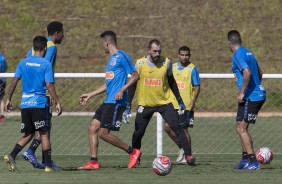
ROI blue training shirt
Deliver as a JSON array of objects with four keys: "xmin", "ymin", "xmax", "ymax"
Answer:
[
  {"xmin": 232, "ymin": 46, "xmax": 266, "ymax": 101},
  {"xmin": 104, "ymin": 50, "xmax": 136, "ymax": 106},
  {"xmin": 0, "ymin": 53, "xmax": 6, "ymax": 81},
  {"xmin": 14, "ymin": 56, "xmax": 54, "ymax": 109}
]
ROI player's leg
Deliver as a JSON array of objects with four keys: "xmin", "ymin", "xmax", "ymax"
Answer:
[
  {"xmin": 0, "ymin": 80, "xmax": 6, "ymax": 122},
  {"xmin": 159, "ymin": 104, "xmax": 195, "ymax": 165},
  {"xmin": 77, "ymin": 105, "xmax": 103, "ymax": 170},
  {"xmin": 97, "ymin": 104, "xmax": 141, "ymax": 169},
  {"xmin": 132, "ymin": 106, "xmax": 154, "ymax": 149},
  {"xmin": 4, "ymin": 109, "xmax": 35, "ymax": 171},
  {"xmin": 235, "ymin": 100, "xmax": 265, "ymax": 170}
]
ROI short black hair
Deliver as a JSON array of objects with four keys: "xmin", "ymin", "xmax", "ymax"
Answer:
[
  {"xmin": 33, "ymin": 36, "xmax": 47, "ymax": 51},
  {"xmin": 227, "ymin": 30, "xmax": 242, "ymax": 44},
  {"xmin": 100, "ymin": 30, "xmax": 117, "ymax": 44},
  {"xmin": 148, "ymin": 39, "xmax": 160, "ymax": 49},
  {"xmin": 47, "ymin": 21, "xmax": 63, "ymax": 36},
  {"xmin": 178, "ymin": 46, "xmax": 191, "ymax": 55}
]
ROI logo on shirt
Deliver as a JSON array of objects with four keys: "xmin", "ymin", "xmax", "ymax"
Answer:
[
  {"xmin": 111, "ymin": 58, "xmax": 117, "ymax": 66},
  {"xmin": 176, "ymin": 81, "xmax": 185, "ymax": 89},
  {"xmin": 26, "ymin": 62, "xmax": 41, "ymax": 67},
  {"xmin": 22, "ymin": 93, "xmax": 35, "ymax": 98},
  {"xmin": 144, "ymin": 78, "xmax": 162, "ymax": 86},
  {"xmin": 106, "ymin": 71, "xmax": 114, "ymax": 79}
]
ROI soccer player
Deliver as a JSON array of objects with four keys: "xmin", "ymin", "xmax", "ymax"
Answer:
[
  {"xmin": 3, "ymin": 36, "xmax": 62, "ymax": 172},
  {"xmin": 21, "ymin": 21, "xmax": 64, "ymax": 169},
  {"xmin": 77, "ymin": 31, "xmax": 141, "ymax": 170},
  {"xmin": 227, "ymin": 30, "xmax": 266, "ymax": 170},
  {"xmin": 164, "ymin": 46, "xmax": 200, "ymax": 164},
  {"xmin": 0, "ymin": 46, "xmax": 7, "ymax": 122},
  {"xmin": 125, "ymin": 39, "xmax": 196, "ymax": 165}
]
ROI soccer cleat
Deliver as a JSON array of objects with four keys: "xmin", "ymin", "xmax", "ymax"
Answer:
[
  {"xmin": 128, "ymin": 148, "xmax": 142, "ymax": 169},
  {"xmin": 241, "ymin": 161, "xmax": 261, "ymax": 170},
  {"xmin": 233, "ymin": 159, "xmax": 249, "ymax": 170},
  {"xmin": 41, "ymin": 161, "xmax": 59, "ymax": 170},
  {"xmin": 186, "ymin": 155, "xmax": 196, "ymax": 165},
  {"xmin": 176, "ymin": 148, "xmax": 185, "ymax": 163},
  {"xmin": 3, "ymin": 154, "xmax": 17, "ymax": 172},
  {"xmin": 21, "ymin": 151, "xmax": 44, "ymax": 169},
  {"xmin": 45, "ymin": 166, "xmax": 52, "ymax": 172},
  {"xmin": 77, "ymin": 160, "xmax": 100, "ymax": 170}
]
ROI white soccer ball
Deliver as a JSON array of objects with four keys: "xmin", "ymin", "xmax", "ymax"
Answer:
[
  {"xmin": 152, "ymin": 156, "xmax": 172, "ymax": 176},
  {"xmin": 256, "ymin": 147, "xmax": 273, "ymax": 164}
]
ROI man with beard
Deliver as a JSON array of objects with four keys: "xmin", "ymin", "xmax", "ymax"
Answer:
[
  {"xmin": 124, "ymin": 39, "xmax": 195, "ymax": 165},
  {"xmin": 21, "ymin": 21, "xmax": 64, "ymax": 170}
]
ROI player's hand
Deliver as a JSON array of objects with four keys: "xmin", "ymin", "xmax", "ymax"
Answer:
[
  {"xmin": 178, "ymin": 103, "xmax": 186, "ymax": 115},
  {"xmin": 115, "ymin": 90, "xmax": 124, "ymax": 101},
  {"xmin": 5, "ymin": 100, "xmax": 12, "ymax": 113},
  {"xmin": 56, "ymin": 103, "xmax": 62, "ymax": 116},
  {"xmin": 237, "ymin": 92, "xmax": 244, "ymax": 103},
  {"xmin": 79, "ymin": 93, "xmax": 91, "ymax": 105},
  {"xmin": 122, "ymin": 104, "xmax": 132, "ymax": 124},
  {"xmin": 176, "ymin": 97, "xmax": 186, "ymax": 115}
]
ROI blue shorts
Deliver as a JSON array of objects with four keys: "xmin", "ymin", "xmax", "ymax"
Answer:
[{"xmin": 93, "ymin": 103, "xmax": 125, "ymax": 131}]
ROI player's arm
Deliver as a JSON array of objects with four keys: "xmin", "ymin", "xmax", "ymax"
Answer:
[
  {"xmin": 79, "ymin": 84, "xmax": 107, "ymax": 105},
  {"xmin": 46, "ymin": 82, "xmax": 62, "ymax": 116},
  {"xmin": 238, "ymin": 67, "xmax": 251, "ymax": 103},
  {"xmin": 115, "ymin": 71, "xmax": 139, "ymax": 100},
  {"xmin": 258, "ymin": 66, "xmax": 263, "ymax": 82},
  {"xmin": 44, "ymin": 46, "xmax": 57, "ymax": 66},
  {"xmin": 5, "ymin": 77, "xmax": 20, "ymax": 112},
  {"xmin": 190, "ymin": 67, "xmax": 201, "ymax": 110}
]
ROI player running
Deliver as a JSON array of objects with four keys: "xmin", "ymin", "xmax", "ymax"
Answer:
[{"xmin": 77, "ymin": 31, "xmax": 141, "ymax": 170}]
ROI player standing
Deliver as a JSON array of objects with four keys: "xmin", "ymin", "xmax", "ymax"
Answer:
[
  {"xmin": 77, "ymin": 31, "xmax": 141, "ymax": 170},
  {"xmin": 21, "ymin": 21, "xmax": 64, "ymax": 169},
  {"xmin": 0, "ymin": 46, "xmax": 7, "ymax": 122},
  {"xmin": 227, "ymin": 30, "xmax": 266, "ymax": 170},
  {"xmin": 164, "ymin": 46, "xmax": 200, "ymax": 164},
  {"xmin": 125, "ymin": 39, "xmax": 195, "ymax": 165},
  {"xmin": 3, "ymin": 36, "xmax": 62, "ymax": 172}
]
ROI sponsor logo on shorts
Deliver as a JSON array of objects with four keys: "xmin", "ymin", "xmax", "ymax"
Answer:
[
  {"xmin": 21, "ymin": 123, "xmax": 25, "ymax": 130},
  {"xmin": 106, "ymin": 71, "xmax": 114, "ymax": 79},
  {"xmin": 144, "ymin": 78, "xmax": 162, "ymax": 86},
  {"xmin": 248, "ymin": 113, "xmax": 257, "ymax": 121},
  {"xmin": 34, "ymin": 120, "xmax": 46, "ymax": 129},
  {"xmin": 115, "ymin": 120, "xmax": 121, "ymax": 128}
]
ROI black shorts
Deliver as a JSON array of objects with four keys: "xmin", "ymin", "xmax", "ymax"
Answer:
[
  {"xmin": 21, "ymin": 107, "xmax": 50, "ymax": 134},
  {"xmin": 178, "ymin": 110, "xmax": 194, "ymax": 128},
  {"xmin": 135, "ymin": 103, "xmax": 178, "ymax": 128},
  {"xmin": 93, "ymin": 103, "xmax": 125, "ymax": 131},
  {"xmin": 0, "ymin": 80, "xmax": 6, "ymax": 100},
  {"xmin": 236, "ymin": 100, "xmax": 265, "ymax": 124},
  {"xmin": 46, "ymin": 96, "xmax": 52, "ymax": 122}
]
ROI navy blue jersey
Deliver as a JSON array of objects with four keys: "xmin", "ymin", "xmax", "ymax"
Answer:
[{"xmin": 232, "ymin": 46, "xmax": 266, "ymax": 101}]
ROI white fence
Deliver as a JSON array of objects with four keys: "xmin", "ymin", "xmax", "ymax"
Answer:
[{"xmin": 0, "ymin": 73, "xmax": 281, "ymax": 156}]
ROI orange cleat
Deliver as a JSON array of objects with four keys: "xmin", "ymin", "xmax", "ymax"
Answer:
[
  {"xmin": 77, "ymin": 160, "xmax": 100, "ymax": 170},
  {"xmin": 128, "ymin": 149, "xmax": 141, "ymax": 169}
]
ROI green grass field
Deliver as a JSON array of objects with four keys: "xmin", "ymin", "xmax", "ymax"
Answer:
[{"xmin": 1, "ymin": 116, "xmax": 282, "ymax": 184}]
